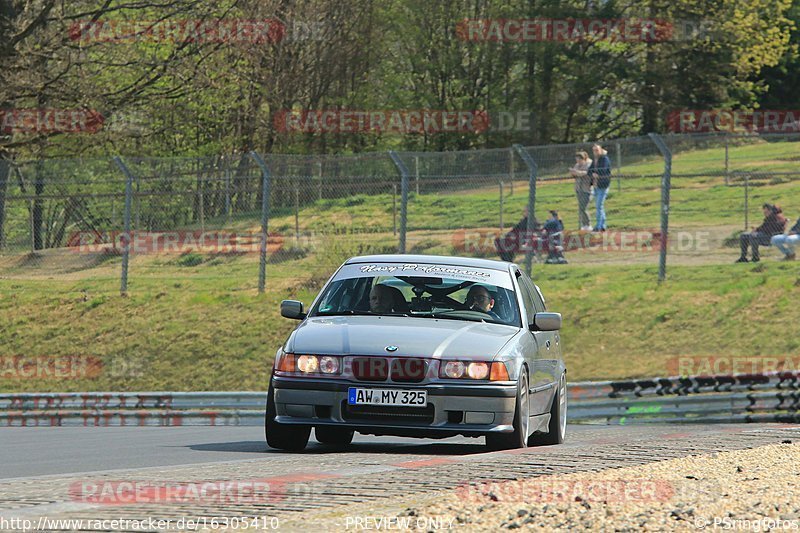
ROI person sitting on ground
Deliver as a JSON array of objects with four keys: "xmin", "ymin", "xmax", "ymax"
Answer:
[
  {"xmin": 494, "ymin": 206, "xmax": 540, "ymax": 262},
  {"xmin": 464, "ymin": 285, "xmax": 501, "ymax": 321},
  {"xmin": 543, "ymin": 210, "xmax": 568, "ymax": 264},
  {"xmin": 736, "ymin": 203, "xmax": 787, "ymax": 263},
  {"xmin": 771, "ymin": 215, "xmax": 800, "ymax": 261}
]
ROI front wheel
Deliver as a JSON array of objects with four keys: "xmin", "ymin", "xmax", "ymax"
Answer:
[
  {"xmin": 265, "ymin": 379, "xmax": 310, "ymax": 451},
  {"xmin": 529, "ymin": 372, "xmax": 566, "ymax": 446},
  {"xmin": 486, "ymin": 371, "xmax": 529, "ymax": 450}
]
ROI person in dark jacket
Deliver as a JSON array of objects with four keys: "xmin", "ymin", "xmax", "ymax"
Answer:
[
  {"xmin": 587, "ymin": 143, "xmax": 612, "ymax": 231},
  {"xmin": 771, "ymin": 216, "xmax": 800, "ymax": 261},
  {"xmin": 737, "ymin": 203, "xmax": 787, "ymax": 263},
  {"xmin": 494, "ymin": 206, "xmax": 540, "ymax": 262},
  {"xmin": 543, "ymin": 210, "xmax": 568, "ymax": 264}
]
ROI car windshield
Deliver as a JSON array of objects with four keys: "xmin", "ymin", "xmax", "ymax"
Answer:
[{"xmin": 310, "ymin": 264, "xmax": 521, "ymax": 327}]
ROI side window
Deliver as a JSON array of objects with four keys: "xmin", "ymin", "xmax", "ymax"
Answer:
[
  {"xmin": 516, "ymin": 274, "xmax": 536, "ymax": 324},
  {"xmin": 531, "ymin": 284, "xmax": 547, "ymax": 313}
]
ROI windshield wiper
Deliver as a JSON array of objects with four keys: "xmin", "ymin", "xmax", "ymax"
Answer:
[{"xmin": 315, "ymin": 310, "xmax": 376, "ymax": 317}]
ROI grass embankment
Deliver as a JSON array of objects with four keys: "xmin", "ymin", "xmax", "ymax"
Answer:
[{"xmin": 1, "ymin": 259, "xmax": 798, "ymax": 392}]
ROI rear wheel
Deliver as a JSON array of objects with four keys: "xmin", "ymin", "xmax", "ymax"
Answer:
[
  {"xmin": 315, "ymin": 426, "xmax": 355, "ymax": 446},
  {"xmin": 265, "ymin": 379, "xmax": 310, "ymax": 451},
  {"xmin": 486, "ymin": 371, "xmax": 529, "ymax": 450},
  {"xmin": 529, "ymin": 372, "xmax": 566, "ymax": 446}
]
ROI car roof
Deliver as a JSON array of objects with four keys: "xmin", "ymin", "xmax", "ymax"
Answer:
[{"xmin": 344, "ymin": 254, "xmax": 518, "ymax": 272}]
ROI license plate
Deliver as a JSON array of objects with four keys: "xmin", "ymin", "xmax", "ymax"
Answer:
[{"xmin": 347, "ymin": 387, "xmax": 427, "ymax": 407}]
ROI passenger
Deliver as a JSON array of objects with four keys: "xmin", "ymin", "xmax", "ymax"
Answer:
[{"xmin": 736, "ymin": 203, "xmax": 787, "ymax": 263}]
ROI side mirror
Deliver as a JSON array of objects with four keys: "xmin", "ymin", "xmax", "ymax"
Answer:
[
  {"xmin": 530, "ymin": 312, "xmax": 561, "ymax": 332},
  {"xmin": 281, "ymin": 300, "xmax": 306, "ymax": 320}
]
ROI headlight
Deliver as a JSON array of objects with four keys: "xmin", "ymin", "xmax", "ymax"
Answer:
[
  {"xmin": 319, "ymin": 356, "xmax": 340, "ymax": 374},
  {"xmin": 440, "ymin": 360, "xmax": 506, "ymax": 380},
  {"xmin": 467, "ymin": 362, "xmax": 490, "ymax": 380},
  {"xmin": 296, "ymin": 355, "xmax": 319, "ymax": 373},
  {"xmin": 276, "ymin": 354, "xmax": 341, "ymax": 375},
  {"xmin": 443, "ymin": 361, "xmax": 465, "ymax": 379}
]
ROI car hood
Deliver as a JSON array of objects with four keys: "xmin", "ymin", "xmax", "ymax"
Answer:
[{"xmin": 285, "ymin": 316, "xmax": 520, "ymax": 360}]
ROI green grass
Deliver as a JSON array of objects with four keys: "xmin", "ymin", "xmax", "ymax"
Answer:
[
  {"xmin": 1, "ymin": 257, "xmax": 798, "ymax": 392},
  {"xmin": 2, "ymin": 138, "xmax": 800, "ymax": 391}
]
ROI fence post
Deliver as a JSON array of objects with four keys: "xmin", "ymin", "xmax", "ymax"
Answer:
[
  {"xmin": 724, "ymin": 134, "xmax": 730, "ymax": 186},
  {"xmin": 615, "ymin": 141, "xmax": 622, "ymax": 192},
  {"xmin": 388, "ymin": 151, "xmax": 410, "ymax": 254},
  {"xmin": 509, "ymin": 150, "xmax": 514, "ymax": 196},
  {"xmin": 414, "ymin": 156, "xmax": 420, "ymax": 196},
  {"xmin": 294, "ymin": 185, "xmax": 300, "ymax": 246},
  {"xmin": 499, "ymin": 181, "xmax": 504, "ymax": 232},
  {"xmin": 392, "ymin": 184, "xmax": 397, "ymax": 236},
  {"xmin": 249, "ymin": 151, "xmax": 271, "ymax": 294},
  {"xmin": 648, "ymin": 133, "xmax": 672, "ymax": 283},
  {"xmin": 512, "ymin": 144, "xmax": 537, "ymax": 277},
  {"xmin": 744, "ymin": 172, "xmax": 750, "ymax": 231},
  {"xmin": 0, "ymin": 159, "xmax": 9, "ymax": 250},
  {"xmin": 113, "ymin": 156, "xmax": 135, "ymax": 295},
  {"xmin": 225, "ymin": 157, "xmax": 232, "ymax": 219}
]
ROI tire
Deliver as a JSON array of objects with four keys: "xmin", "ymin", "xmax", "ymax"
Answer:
[
  {"xmin": 486, "ymin": 370, "xmax": 530, "ymax": 450},
  {"xmin": 529, "ymin": 372, "xmax": 567, "ymax": 446},
  {"xmin": 265, "ymin": 379, "xmax": 310, "ymax": 451},
  {"xmin": 315, "ymin": 425, "xmax": 355, "ymax": 446}
]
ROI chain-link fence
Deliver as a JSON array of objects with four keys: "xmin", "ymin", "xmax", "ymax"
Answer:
[{"xmin": 1, "ymin": 132, "xmax": 799, "ymax": 294}]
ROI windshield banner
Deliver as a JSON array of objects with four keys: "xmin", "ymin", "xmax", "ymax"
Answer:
[{"xmin": 333, "ymin": 262, "xmax": 514, "ymax": 289}]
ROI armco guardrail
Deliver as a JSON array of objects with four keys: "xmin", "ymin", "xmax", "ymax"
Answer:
[{"xmin": 2, "ymin": 373, "xmax": 800, "ymax": 427}]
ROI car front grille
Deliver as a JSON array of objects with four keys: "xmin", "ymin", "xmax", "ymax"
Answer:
[
  {"xmin": 341, "ymin": 402, "xmax": 435, "ymax": 424},
  {"xmin": 350, "ymin": 356, "xmax": 428, "ymax": 383},
  {"xmin": 351, "ymin": 357, "xmax": 388, "ymax": 381}
]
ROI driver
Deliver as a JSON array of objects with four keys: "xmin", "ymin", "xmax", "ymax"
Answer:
[
  {"xmin": 465, "ymin": 285, "xmax": 500, "ymax": 320},
  {"xmin": 369, "ymin": 284, "xmax": 395, "ymax": 313}
]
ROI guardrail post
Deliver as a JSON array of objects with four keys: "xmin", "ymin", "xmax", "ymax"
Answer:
[
  {"xmin": 113, "ymin": 156, "xmax": 135, "ymax": 295},
  {"xmin": 388, "ymin": 151, "xmax": 410, "ymax": 254},
  {"xmin": 249, "ymin": 151, "xmax": 271, "ymax": 294},
  {"xmin": 648, "ymin": 133, "xmax": 672, "ymax": 283},
  {"xmin": 512, "ymin": 144, "xmax": 537, "ymax": 277}
]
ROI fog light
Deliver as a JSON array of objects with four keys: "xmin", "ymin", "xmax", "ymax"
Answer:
[
  {"xmin": 443, "ymin": 361, "xmax": 465, "ymax": 379},
  {"xmin": 467, "ymin": 362, "xmax": 490, "ymax": 380},
  {"xmin": 319, "ymin": 356, "xmax": 340, "ymax": 374},
  {"xmin": 297, "ymin": 355, "xmax": 319, "ymax": 373}
]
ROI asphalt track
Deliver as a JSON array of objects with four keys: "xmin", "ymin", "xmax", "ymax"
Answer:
[{"xmin": 1, "ymin": 424, "xmax": 798, "ymax": 530}]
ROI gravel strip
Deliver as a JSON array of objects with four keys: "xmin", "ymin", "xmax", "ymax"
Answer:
[{"xmin": 291, "ymin": 440, "xmax": 800, "ymax": 531}]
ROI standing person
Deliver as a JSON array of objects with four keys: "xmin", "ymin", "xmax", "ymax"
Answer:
[
  {"xmin": 587, "ymin": 143, "xmax": 612, "ymax": 231},
  {"xmin": 771, "ymin": 215, "xmax": 800, "ymax": 260},
  {"xmin": 570, "ymin": 151, "xmax": 592, "ymax": 230},
  {"xmin": 737, "ymin": 203, "xmax": 787, "ymax": 263}
]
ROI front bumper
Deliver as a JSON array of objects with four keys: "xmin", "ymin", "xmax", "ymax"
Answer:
[{"xmin": 272, "ymin": 376, "xmax": 517, "ymax": 436}]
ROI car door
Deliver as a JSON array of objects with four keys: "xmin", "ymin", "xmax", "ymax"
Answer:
[{"xmin": 518, "ymin": 273, "xmax": 559, "ymax": 415}]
